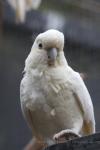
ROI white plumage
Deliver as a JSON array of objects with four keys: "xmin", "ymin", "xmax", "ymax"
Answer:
[{"xmin": 20, "ymin": 29, "xmax": 95, "ymax": 147}]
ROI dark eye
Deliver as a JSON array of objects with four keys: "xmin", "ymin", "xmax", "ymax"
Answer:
[{"xmin": 38, "ymin": 43, "xmax": 43, "ymax": 49}]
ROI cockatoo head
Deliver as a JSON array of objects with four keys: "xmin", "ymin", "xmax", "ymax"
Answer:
[{"xmin": 25, "ymin": 29, "xmax": 66, "ymax": 71}]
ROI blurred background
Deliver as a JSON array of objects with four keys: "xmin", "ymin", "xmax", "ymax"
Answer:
[{"xmin": 0, "ymin": 0, "xmax": 100, "ymax": 149}]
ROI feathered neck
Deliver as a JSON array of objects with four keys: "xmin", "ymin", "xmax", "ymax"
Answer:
[{"xmin": 24, "ymin": 50, "xmax": 68, "ymax": 73}]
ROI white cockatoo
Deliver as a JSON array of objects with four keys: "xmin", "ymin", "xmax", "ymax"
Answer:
[
  {"xmin": 20, "ymin": 29, "xmax": 95, "ymax": 149},
  {"xmin": 7, "ymin": 0, "xmax": 41, "ymax": 23}
]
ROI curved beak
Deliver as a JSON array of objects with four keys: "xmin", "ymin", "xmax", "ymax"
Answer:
[{"xmin": 47, "ymin": 48, "xmax": 57, "ymax": 65}]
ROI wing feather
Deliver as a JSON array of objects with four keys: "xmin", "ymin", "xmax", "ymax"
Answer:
[
  {"xmin": 70, "ymin": 70, "xmax": 95, "ymax": 133},
  {"xmin": 20, "ymin": 76, "xmax": 37, "ymax": 135}
]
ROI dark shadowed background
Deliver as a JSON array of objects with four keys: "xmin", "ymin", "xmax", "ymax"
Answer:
[{"xmin": 0, "ymin": 0, "xmax": 100, "ymax": 149}]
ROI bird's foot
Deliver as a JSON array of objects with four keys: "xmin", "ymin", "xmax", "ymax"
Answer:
[{"xmin": 53, "ymin": 129, "xmax": 80, "ymax": 141}]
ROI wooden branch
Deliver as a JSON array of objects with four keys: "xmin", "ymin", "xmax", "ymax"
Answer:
[
  {"xmin": 24, "ymin": 133, "xmax": 100, "ymax": 150},
  {"xmin": 44, "ymin": 133, "xmax": 100, "ymax": 150}
]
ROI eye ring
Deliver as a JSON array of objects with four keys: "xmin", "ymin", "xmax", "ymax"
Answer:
[{"xmin": 38, "ymin": 43, "xmax": 43, "ymax": 49}]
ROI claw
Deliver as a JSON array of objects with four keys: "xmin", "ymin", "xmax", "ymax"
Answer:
[{"xmin": 53, "ymin": 129, "xmax": 80, "ymax": 141}]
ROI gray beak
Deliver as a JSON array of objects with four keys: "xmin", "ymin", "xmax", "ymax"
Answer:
[{"xmin": 47, "ymin": 48, "xmax": 57, "ymax": 65}]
